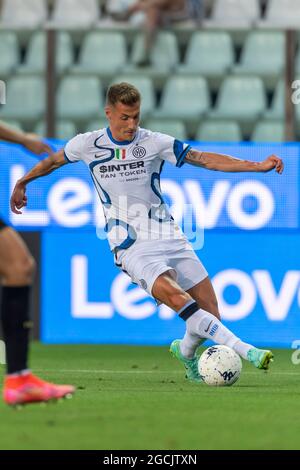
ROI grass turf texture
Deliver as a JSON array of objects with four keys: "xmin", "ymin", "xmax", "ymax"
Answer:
[{"xmin": 0, "ymin": 344, "xmax": 299, "ymax": 450}]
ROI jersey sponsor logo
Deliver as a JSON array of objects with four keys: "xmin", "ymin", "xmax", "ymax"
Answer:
[
  {"xmin": 132, "ymin": 146, "xmax": 146, "ymax": 159},
  {"xmin": 98, "ymin": 161, "xmax": 145, "ymax": 173},
  {"xmin": 115, "ymin": 148, "xmax": 126, "ymax": 160}
]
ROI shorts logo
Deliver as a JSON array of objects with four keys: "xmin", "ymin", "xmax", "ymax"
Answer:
[
  {"xmin": 132, "ymin": 146, "xmax": 146, "ymax": 159},
  {"xmin": 139, "ymin": 279, "xmax": 148, "ymax": 290}
]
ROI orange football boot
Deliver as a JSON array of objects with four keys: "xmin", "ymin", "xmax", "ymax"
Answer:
[{"xmin": 3, "ymin": 372, "xmax": 75, "ymax": 406}]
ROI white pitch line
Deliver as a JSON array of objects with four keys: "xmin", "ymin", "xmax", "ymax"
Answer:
[{"xmin": 33, "ymin": 369, "xmax": 300, "ymax": 376}]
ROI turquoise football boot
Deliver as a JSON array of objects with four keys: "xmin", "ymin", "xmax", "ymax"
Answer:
[
  {"xmin": 170, "ymin": 339, "xmax": 202, "ymax": 383},
  {"xmin": 247, "ymin": 348, "xmax": 274, "ymax": 370}
]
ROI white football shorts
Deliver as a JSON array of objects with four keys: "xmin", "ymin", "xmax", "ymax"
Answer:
[{"xmin": 117, "ymin": 238, "xmax": 208, "ymax": 297}]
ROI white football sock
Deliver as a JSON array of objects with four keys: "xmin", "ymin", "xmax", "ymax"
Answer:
[
  {"xmin": 184, "ymin": 306, "xmax": 253, "ymax": 360},
  {"xmin": 178, "ymin": 300, "xmax": 253, "ymax": 359},
  {"xmin": 180, "ymin": 332, "xmax": 206, "ymax": 359}
]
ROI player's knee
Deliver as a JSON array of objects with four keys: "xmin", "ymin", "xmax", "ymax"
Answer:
[
  {"xmin": 5, "ymin": 254, "xmax": 35, "ymax": 284},
  {"xmin": 166, "ymin": 288, "xmax": 191, "ymax": 312}
]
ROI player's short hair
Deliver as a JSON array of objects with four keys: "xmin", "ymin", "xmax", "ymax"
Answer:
[{"xmin": 106, "ymin": 82, "xmax": 141, "ymax": 107}]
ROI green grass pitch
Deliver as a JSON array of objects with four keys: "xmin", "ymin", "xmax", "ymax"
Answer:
[{"xmin": 0, "ymin": 343, "xmax": 300, "ymax": 450}]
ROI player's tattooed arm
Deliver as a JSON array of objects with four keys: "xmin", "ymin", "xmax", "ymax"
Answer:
[
  {"xmin": 184, "ymin": 149, "xmax": 284, "ymax": 174},
  {"xmin": 10, "ymin": 149, "xmax": 67, "ymax": 214}
]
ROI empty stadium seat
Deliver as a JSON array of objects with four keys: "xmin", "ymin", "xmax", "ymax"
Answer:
[
  {"xmin": 233, "ymin": 31, "xmax": 285, "ymax": 89},
  {"xmin": 18, "ymin": 32, "xmax": 73, "ymax": 75},
  {"xmin": 35, "ymin": 120, "xmax": 77, "ymax": 140},
  {"xmin": 143, "ymin": 119, "xmax": 187, "ymax": 141},
  {"xmin": 0, "ymin": 76, "xmax": 45, "ymax": 122},
  {"xmin": 203, "ymin": 0, "xmax": 260, "ymax": 28},
  {"xmin": 71, "ymin": 32, "xmax": 126, "ymax": 78},
  {"xmin": 0, "ymin": 32, "xmax": 20, "ymax": 77},
  {"xmin": 264, "ymin": 80, "xmax": 300, "ymax": 122},
  {"xmin": 110, "ymin": 75, "xmax": 155, "ymax": 118},
  {"xmin": 209, "ymin": 76, "xmax": 266, "ymax": 121},
  {"xmin": 196, "ymin": 121, "xmax": 242, "ymax": 142},
  {"xmin": 49, "ymin": 0, "xmax": 100, "ymax": 28},
  {"xmin": 251, "ymin": 120, "xmax": 286, "ymax": 142},
  {"xmin": 177, "ymin": 31, "xmax": 234, "ymax": 79},
  {"xmin": 132, "ymin": 32, "xmax": 178, "ymax": 69},
  {"xmin": 257, "ymin": 0, "xmax": 300, "ymax": 28},
  {"xmin": 56, "ymin": 76, "xmax": 103, "ymax": 121},
  {"xmin": 264, "ymin": 80, "xmax": 284, "ymax": 119},
  {"xmin": 125, "ymin": 32, "xmax": 179, "ymax": 85},
  {"xmin": 154, "ymin": 76, "xmax": 210, "ymax": 122},
  {"xmin": 86, "ymin": 119, "xmax": 109, "ymax": 132},
  {"xmin": 0, "ymin": 0, "xmax": 48, "ymax": 28}
]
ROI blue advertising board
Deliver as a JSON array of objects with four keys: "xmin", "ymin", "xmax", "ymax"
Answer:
[
  {"xmin": 0, "ymin": 141, "xmax": 298, "ymax": 231},
  {"xmin": 42, "ymin": 230, "xmax": 300, "ymax": 347},
  {"xmin": 1, "ymin": 140, "xmax": 299, "ymax": 347}
]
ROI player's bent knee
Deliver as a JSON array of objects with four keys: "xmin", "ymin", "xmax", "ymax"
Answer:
[
  {"xmin": 152, "ymin": 276, "xmax": 191, "ymax": 311},
  {"xmin": 4, "ymin": 255, "xmax": 35, "ymax": 285}
]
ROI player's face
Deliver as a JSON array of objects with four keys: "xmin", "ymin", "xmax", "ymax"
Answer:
[{"xmin": 105, "ymin": 101, "xmax": 141, "ymax": 141}]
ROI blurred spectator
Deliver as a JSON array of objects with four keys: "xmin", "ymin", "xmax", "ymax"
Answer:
[{"xmin": 112, "ymin": 0, "xmax": 201, "ymax": 66}]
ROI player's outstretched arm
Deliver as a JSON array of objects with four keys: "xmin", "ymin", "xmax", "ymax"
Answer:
[
  {"xmin": 0, "ymin": 121, "xmax": 53, "ymax": 155},
  {"xmin": 10, "ymin": 149, "xmax": 67, "ymax": 214},
  {"xmin": 184, "ymin": 149, "xmax": 284, "ymax": 174}
]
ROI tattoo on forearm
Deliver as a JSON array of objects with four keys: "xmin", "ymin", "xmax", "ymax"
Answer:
[{"xmin": 186, "ymin": 149, "xmax": 205, "ymax": 164}]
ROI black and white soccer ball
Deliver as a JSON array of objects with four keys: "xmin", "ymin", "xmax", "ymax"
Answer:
[{"xmin": 198, "ymin": 345, "xmax": 242, "ymax": 386}]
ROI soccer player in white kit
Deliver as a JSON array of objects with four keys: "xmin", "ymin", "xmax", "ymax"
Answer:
[{"xmin": 10, "ymin": 83, "xmax": 284, "ymax": 383}]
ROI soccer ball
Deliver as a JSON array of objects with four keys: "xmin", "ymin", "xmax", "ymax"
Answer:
[{"xmin": 198, "ymin": 345, "xmax": 242, "ymax": 386}]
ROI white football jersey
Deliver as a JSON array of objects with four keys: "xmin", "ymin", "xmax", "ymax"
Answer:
[{"xmin": 64, "ymin": 127, "xmax": 191, "ymax": 257}]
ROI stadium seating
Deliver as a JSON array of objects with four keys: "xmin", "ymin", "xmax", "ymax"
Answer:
[
  {"xmin": 0, "ymin": 76, "xmax": 45, "ymax": 122},
  {"xmin": 251, "ymin": 120, "xmax": 285, "ymax": 142},
  {"xmin": 209, "ymin": 76, "xmax": 266, "ymax": 124},
  {"xmin": 265, "ymin": 79, "xmax": 300, "ymax": 123},
  {"xmin": 154, "ymin": 76, "xmax": 210, "ymax": 122},
  {"xmin": 18, "ymin": 32, "xmax": 73, "ymax": 75},
  {"xmin": 56, "ymin": 76, "xmax": 104, "ymax": 123},
  {"xmin": 34, "ymin": 120, "xmax": 77, "ymax": 140},
  {"xmin": 177, "ymin": 31, "xmax": 234, "ymax": 85},
  {"xmin": 257, "ymin": 0, "xmax": 300, "ymax": 28},
  {"xmin": 110, "ymin": 75, "xmax": 155, "ymax": 118},
  {"xmin": 233, "ymin": 31, "xmax": 285, "ymax": 89},
  {"xmin": 86, "ymin": 119, "xmax": 109, "ymax": 132},
  {"xmin": 0, "ymin": 32, "xmax": 20, "ymax": 78},
  {"xmin": 71, "ymin": 32, "xmax": 127, "ymax": 81},
  {"xmin": 203, "ymin": 0, "xmax": 260, "ymax": 28},
  {"xmin": 143, "ymin": 119, "xmax": 188, "ymax": 141},
  {"xmin": 264, "ymin": 80, "xmax": 284, "ymax": 119},
  {"xmin": 125, "ymin": 32, "xmax": 179, "ymax": 86},
  {"xmin": 49, "ymin": 0, "xmax": 100, "ymax": 28},
  {"xmin": 0, "ymin": 0, "xmax": 48, "ymax": 28},
  {"xmin": 196, "ymin": 121, "xmax": 242, "ymax": 142}
]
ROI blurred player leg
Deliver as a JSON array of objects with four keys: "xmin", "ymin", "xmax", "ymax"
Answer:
[{"xmin": 0, "ymin": 224, "xmax": 75, "ymax": 405}]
